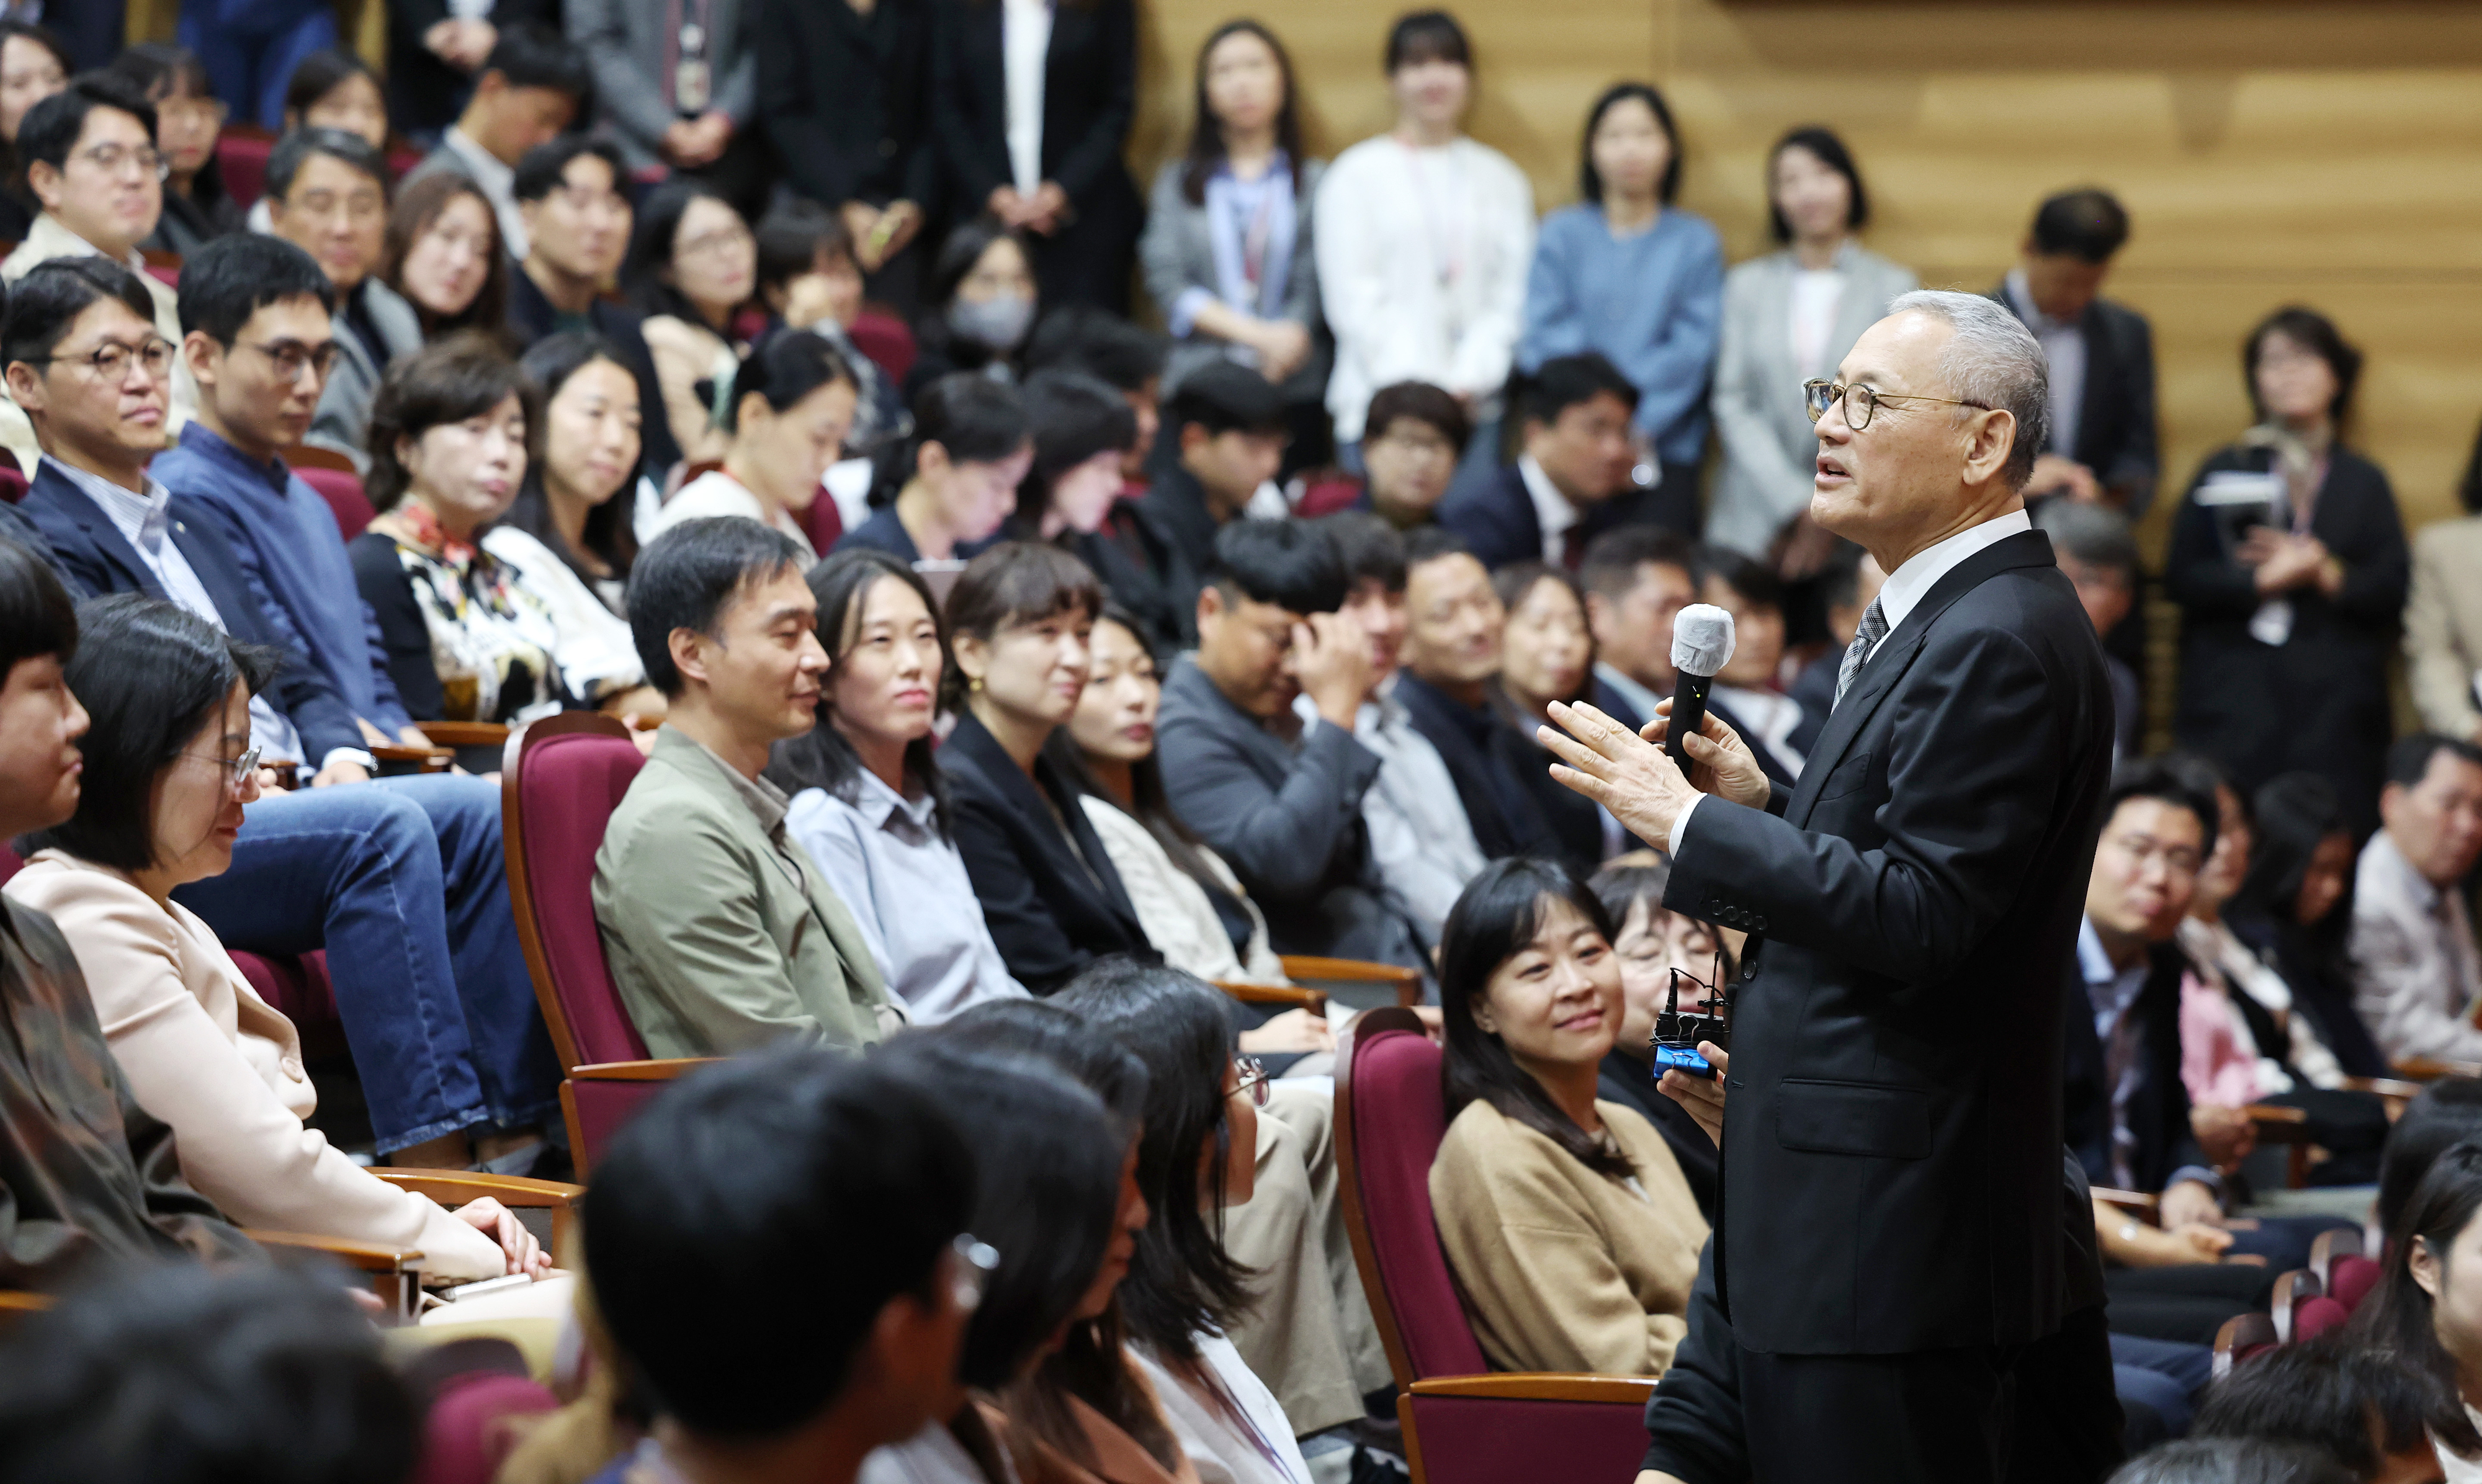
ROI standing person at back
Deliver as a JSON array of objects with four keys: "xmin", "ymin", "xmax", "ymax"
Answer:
[
  {"xmin": 1708, "ymin": 127, "xmax": 1916, "ymax": 566},
  {"xmin": 567, "ymin": 0, "xmax": 766, "ymax": 213},
  {"xmin": 1156, "ymin": 519, "xmax": 1427, "ymax": 973},
  {"xmin": 594, "ymin": 517, "xmax": 896, "ymax": 1057},
  {"xmin": 1538, "ymin": 291, "xmax": 2114, "ymax": 1483},
  {"xmin": 1992, "ymin": 187, "xmax": 2159, "ymax": 514},
  {"xmin": 1314, "ymin": 11, "xmax": 1531, "ymax": 465},
  {"xmin": 1515, "ymin": 82, "xmax": 1719, "ymax": 534},
  {"xmin": 402, "ymin": 22, "xmax": 591, "ymax": 261}
]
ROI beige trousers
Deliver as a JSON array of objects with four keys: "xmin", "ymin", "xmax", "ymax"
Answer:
[{"xmin": 1221, "ymin": 1079, "xmax": 1394, "ymax": 1438}]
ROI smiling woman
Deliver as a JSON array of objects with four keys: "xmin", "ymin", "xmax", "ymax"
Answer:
[{"xmin": 1428, "ymin": 856, "xmax": 1709, "ymax": 1377}]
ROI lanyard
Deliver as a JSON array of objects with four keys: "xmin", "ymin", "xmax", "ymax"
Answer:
[{"xmin": 665, "ymin": 0, "xmax": 715, "ymax": 114}]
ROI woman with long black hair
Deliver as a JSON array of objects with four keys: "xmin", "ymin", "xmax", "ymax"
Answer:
[
  {"xmin": 2226, "ymin": 771, "xmax": 2392, "ymax": 1079},
  {"xmin": 2343, "ymin": 1139, "xmax": 2482, "ymax": 1478}
]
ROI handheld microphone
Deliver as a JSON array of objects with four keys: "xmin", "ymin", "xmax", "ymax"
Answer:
[{"xmin": 1665, "ymin": 605, "xmax": 1737, "ymax": 777}]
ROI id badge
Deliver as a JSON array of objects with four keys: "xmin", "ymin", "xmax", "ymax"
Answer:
[{"xmin": 674, "ymin": 57, "xmax": 711, "ymax": 113}]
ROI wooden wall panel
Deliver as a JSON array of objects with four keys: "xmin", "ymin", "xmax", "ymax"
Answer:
[{"xmin": 1134, "ymin": 0, "xmax": 2482, "ymax": 543}]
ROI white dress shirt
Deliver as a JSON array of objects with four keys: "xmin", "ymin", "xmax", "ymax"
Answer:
[
  {"xmin": 2004, "ymin": 269, "xmax": 2084, "ymax": 460},
  {"xmin": 1671, "ymin": 508, "xmax": 2031, "ymax": 852},
  {"xmin": 1000, "ymin": 0, "xmax": 1052, "ymax": 195},
  {"xmin": 1516, "ymin": 454, "xmax": 1575, "ymax": 568},
  {"xmin": 45, "ymin": 457, "xmax": 366, "ymax": 777}
]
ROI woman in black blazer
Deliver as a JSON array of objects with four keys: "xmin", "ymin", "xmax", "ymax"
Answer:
[
  {"xmin": 928, "ymin": 0, "xmax": 1143, "ymax": 313},
  {"xmin": 939, "ymin": 541, "xmax": 1158, "ymax": 992},
  {"xmin": 753, "ymin": 0, "xmax": 935, "ymax": 311},
  {"xmin": 2166, "ymin": 306, "xmax": 2408, "ymax": 837}
]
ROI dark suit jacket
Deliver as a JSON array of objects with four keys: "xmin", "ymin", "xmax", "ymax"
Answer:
[
  {"xmin": 1081, "ymin": 498, "xmax": 1196, "ymax": 664},
  {"xmin": 939, "ymin": 710, "xmax": 1156, "ymax": 994},
  {"xmin": 1155, "ymin": 656, "xmax": 1424, "ymax": 971},
  {"xmin": 1435, "ymin": 462, "xmax": 1695, "ymax": 573},
  {"xmin": 1991, "ymin": 284, "xmax": 2159, "ymax": 513},
  {"xmin": 39, "ymin": 3, "xmax": 123, "ymax": 71},
  {"xmin": 1662, "ymin": 529, "xmax": 2112, "ymax": 1355},
  {"xmin": 2166, "ymin": 444, "xmax": 2407, "ymax": 836},
  {"xmin": 508, "ymin": 268, "xmax": 685, "ymax": 472},
  {"xmin": 20, "ymin": 463, "xmax": 363, "ymax": 764},
  {"xmin": 2060, "ymin": 941, "xmax": 2205, "ymax": 1197},
  {"xmin": 926, "ymin": 0, "xmax": 1140, "ymax": 224},
  {"xmin": 756, "ymin": 0, "xmax": 935, "ymax": 210},
  {"xmin": 1391, "ymin": 671, "xmax": 1563, "ymax": 863},
  {"xmin": 386, "ymin": 0, "xmax": 555, "ymax": 136}
]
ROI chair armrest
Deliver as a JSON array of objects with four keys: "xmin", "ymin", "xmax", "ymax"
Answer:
[
  {"xmin": 2270, "ymin": 1267, "xmax": 2321, "ymax": 1342},
  {"xmin": 2342, "ymin": 1076, "xmax": 2423, "ymax": 1118},
  {"xmin": 1278, "ymin": 955, "xmax": 1423, "ymax": 1008},
  {"xmin": 373, "ymin": 1171, "xmax": 585, "ymax": 1254},
  {"xmin": 415, "ymin": 722, "xmax": 513, "ymax": 750},
  {"xmin": 1213, "ymin": 980, "xmax": 1328, "ymax": 1015},
  {"xmin": 369, "ymin": 744, "xmax": 452, "ymax": 773},
  {"xmin": 2211, "ymin": 1310, "xmax": 2278, "ymax": 1380},
  {"xmin": 2244, "ymin": 1104, "xmax": 2312, "ymax": 1140},
  {"xmin": 573, "ymin": 1058, "xmax": 719, "ymax": 1081},
  {"xmin": 2092, "ymin": 1187, "xmax": 2161, "ymax": 1221},
  {"xmin": 1407, "ymin": 1373, "xmax": 1657, "ymax": 1405},
  {"xmin": 249, "ymin": 1230, "xmax": 426, "ymax": 1322},
  {"xmin": 0, "ymin": 1290, "xmax": 52, "ymax": 1321},
  {"xmin": 2394, "ymin": 1057, "xmax": 2482, "ymax": 1082}
]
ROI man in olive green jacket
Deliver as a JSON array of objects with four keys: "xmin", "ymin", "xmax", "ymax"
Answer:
[{"xmin": 594, "ymin": 517, "xmax": 894, "ymax": 1056}]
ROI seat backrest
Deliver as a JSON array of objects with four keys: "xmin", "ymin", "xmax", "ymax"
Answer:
[
  {"xmin": 849, "ymin": 312, "xmax": 917, "ymax": 385},
  {"xmin": 0, "ymin": 467, "xmax": 24, "ymax": 505},
  {"xmin": 297, "ymin": 466, "xmax": 374, "ymax": 542},
  {"xmin": 503, "ymin": 715, "xmax": 651, "ymax": 1069},
  {"xmin": 217, "ymin": 127, "xmax": 275, "ymax": 208},
  {"xmin": 2331, "ymin": 1253, "xmax": 2383, "ymax": 1314},
  {"xmin": 0, "ymin": 842, "xmax": 20, "ymax": 885},
  {"xmin": 2293, "ymin": 1295, "xmax": 2350, "ymax": 1342},
  {"xmin": 1336, "ymin": 1008, "xmax": 1490, "ymax": 1384}
]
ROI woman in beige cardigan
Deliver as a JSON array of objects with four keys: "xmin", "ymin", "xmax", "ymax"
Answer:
[
  {"xmin": 1428, "ymin": 857, "xmax": 1709, "ymax": 1377},
  {"xmin": 2, "ymin": 597, "xmax": 548, "ymax": 1288}
]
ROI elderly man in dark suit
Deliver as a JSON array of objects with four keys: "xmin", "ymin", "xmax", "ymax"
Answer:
[
  {"xmin": 1992, "ymin": 188, "xmax": 2160, "ymax": 517},
  {"xmin": 1541, "ymin": 290, "xmax": 2115, "ymax": 1483}
]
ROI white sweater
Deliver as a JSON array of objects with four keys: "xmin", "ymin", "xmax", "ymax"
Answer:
[{"xmin": 1312, "ymin": 135, "xmax": 1533, "ymax": 442}]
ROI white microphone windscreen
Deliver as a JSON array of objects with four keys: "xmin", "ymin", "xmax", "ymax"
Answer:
[{"xmin": 1671, "ymin": 604, "xmax": 1737, "ymax": 678}]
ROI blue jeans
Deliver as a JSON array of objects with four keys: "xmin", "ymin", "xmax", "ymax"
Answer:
[
  {"xmin": 2110, "ymin": 1333, "xmax": 2210, "ymax": 1440},
  {"xmin": 174, "ymin": 774, "xmax": 560, "ymax": 1153}
]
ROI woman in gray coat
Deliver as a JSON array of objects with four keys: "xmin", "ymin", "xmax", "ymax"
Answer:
[
  {"xmin": 1708, "ymin": 126, "xmax": 1916, "ymax": 565},
  {"xmin": 1139, "ymin": 20, "xmax": 1329, "ymax": 470}
]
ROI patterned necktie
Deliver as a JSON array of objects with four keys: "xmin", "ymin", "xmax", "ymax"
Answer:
[{"xmin": 1832, "ymin": 598, "xmax": 1889, "ymax": 710}]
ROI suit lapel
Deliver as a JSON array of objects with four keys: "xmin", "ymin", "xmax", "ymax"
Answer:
[
  {"xmin": 1786, "ymin": 529, "xmax": 2059, "ymax": 827},
  {"xmin": 38, "ymin": 469, "xmax": 168, "ymax": 602}
]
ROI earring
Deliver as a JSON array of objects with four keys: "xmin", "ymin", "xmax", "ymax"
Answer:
[{"xmin": 969, "ymin": 676, "xmax": 983, "ymax": 692}]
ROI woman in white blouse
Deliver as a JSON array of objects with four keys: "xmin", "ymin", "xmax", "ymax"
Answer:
[
  {"xmin": 646, "ymin": 331, "xmax": 861, "ymax": 561},
  {"xmin": 3, "ymin": 596, "xmax": 565, "ymax": 1313},
  {"xmin": 769, "ymin": 549, "xmax": 1029, "ymax": 1024},
  {"xmin": 1312, "ymin": 12, "xmax": 1531, "ymax": 456},
  {"xmin": 1708, "ymin": 126, "xmax": 1917, "ymax": 565},
  {"xmin": 485, "ymin": 332, "xmax": 662, "ymax": 720}
]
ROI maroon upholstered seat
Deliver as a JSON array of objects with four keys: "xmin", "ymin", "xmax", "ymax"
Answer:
[
  {"xmin": 2331, "ymin": 1253, "xmax": 2381, "ymax": 1313},
  {"xmin": 2293, "ymin": 1295, "xmax": 2350, "ymax": 1342},
  {"xmin": 0, "ymin": 467, "xmax": 25, "ymax": 504},
  {"xmin": 1335, "ymin": 1008, "xmax": 1657, "ymax": 1484},
  {"xmin": 413, "ymin": 1370, "xmax": 558, "ymax": 1484},
  {"xmin": 297, "ymin": 466, "xmax": 374, "ymax": 542},
  {"xmin": 501, "ymin": 714, "xmax": 712, "ymax": 1176},
  {"xmin": 217, "ymin": 127, "xmax": 274, "ymax": 209},
  {"xmin": 850, "ymin": 311, "xmax": 916, "ymax": 385}
]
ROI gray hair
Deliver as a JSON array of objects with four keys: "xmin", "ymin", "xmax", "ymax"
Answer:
[
  {"xmin": 2034, "ymin": 499, "xmax": 2136, "ymax": 579},
  {"xmin": 1885, "ymin": 288, "xmax": 2050, "ymax": 491},
  {"xmin": 2107, "ymin": 1439, "xmax": 2353, "ymax": 1484}
]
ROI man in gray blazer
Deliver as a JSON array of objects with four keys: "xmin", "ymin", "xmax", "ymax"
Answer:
[
  {"xmin": 594, "ymin": 517, "xmax": 895, "ymax": 1057},
  {"xmin": 567, "ymin": 0, "xmax": 763, "ymax": 210}
]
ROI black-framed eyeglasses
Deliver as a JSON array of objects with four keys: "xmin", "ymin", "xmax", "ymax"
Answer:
[
  {"xmin": 43, "ymin": 338, "xmax": 175, "ymax": 382},
  {"xmin": 1802, "ymin": 378, "xmax": 1991, "ymax": 432},
  {"xmin": 241, "ymin": 339, "xmax": 341, "ymax": 384},
  {"xmin": 1232, "ymin": 1055, "xmax": 1271, "ymax": 1107}
]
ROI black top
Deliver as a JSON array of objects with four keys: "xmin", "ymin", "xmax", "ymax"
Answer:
[
  {"xmin": 835, "ymin": 504, "xmax": 924, "ymax": 563},
  {"xmin": 1082, "ymin": 498, "xmax": 1195, "ymax": 666},
  {"xmin": 756, "ymin": 0, "xmax": 936, "ymax": 210},
  {"xmin": 1391, "ymin": 670, "xmax": 1564, "ymax": 864},
  {"xmin": 2227, "ymin": 908, "xmax": 2390, "ymax": 1080},
  {"xmin": 1992, "ymin": 283, "xmax": 2161, "ymax": 512},
  {"xmin": 1435, "ymin": 461, "xmax": 1696, "ymax": 572},
  {"xmin": 1662, "ymin": 529, "xmax": 2113, "ymax": 1354},
  {"xmin": 387, "ymin": 0, "xmax": 555, "ymax": 135},
  {"xmin": 926, "ymin": 0, "xmax": 1139, "ymax": 223},
  {"xmin": 2166, "ymin": 443, "xmax": 2408, "ymax": 836},
  {"xmin": 939, "ymin": 709, "xmax": 1157, "ymax": 993}
]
